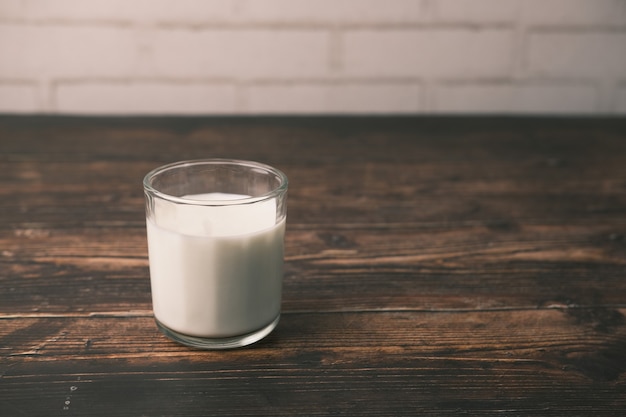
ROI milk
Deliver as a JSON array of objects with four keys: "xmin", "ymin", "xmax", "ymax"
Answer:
[{"xmin": 146, "ymin": 193, "xmax": 285, "ymax": 338}]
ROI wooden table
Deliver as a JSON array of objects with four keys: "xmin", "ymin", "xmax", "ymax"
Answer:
[{"xmin": 1, "ymin": 116, "xmax": 625, "ymax": 416}]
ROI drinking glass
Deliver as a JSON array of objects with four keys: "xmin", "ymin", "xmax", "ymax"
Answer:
[{"xmin": 143, "ymin": 159, "xmax": 288, "ymax": 349}]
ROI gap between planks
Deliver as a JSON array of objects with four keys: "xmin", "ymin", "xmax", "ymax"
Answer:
[{"xmin": 1, "ymin": 304, "xmax": 625, "ymax": 320}]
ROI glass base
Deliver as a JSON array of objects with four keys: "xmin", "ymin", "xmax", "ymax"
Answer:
[{"xmin": 155, "ymin": 315, "xmax": 280, "ymax": 350}]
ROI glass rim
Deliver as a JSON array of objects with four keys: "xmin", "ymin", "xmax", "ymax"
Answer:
[{"xmin": 143, "ymin": 158, "xmax": 288, "ymax": 206}]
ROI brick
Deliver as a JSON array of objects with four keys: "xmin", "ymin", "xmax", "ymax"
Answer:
[
  {"xmin": 434, "ymin": 0, "xmax": 519, "ymax": 23},
  {"xmin": 434, "ymin": 0, "xmax": 626, "ymax": 26},
  {"xmin": 0, "ymin": 83, "xmax": 40, "ymax": 112},
  {"xmin": 0, "ymin": 24, "xmax": 138, "ymax": 78},
  {"xmin": 522, "ymin": 0, "xmax": 626, "ymax": 26},
  {"xmin": 0, "ymin": 0, "xmax": 237, "ymax": 23},
  {"xmin": 2, "ymin": 0, "xmax": 426, "ymax": 25},
  {"xmin": 246, "ymin": 82, "xmax": 421, "ymax": 113},
  {"xmin": 342, "ymin": 28, "xmax": 514, "ymax": 78},
  {"xmin": 327, "ymin": 83, "xmax": 422, "ymax": 112},
  {"xmin": 135, "ymin": 1, "xmax": 236, "ymax": 23},
  {"xmin": 435, "ymin": 83, "xmax": 598, "ymax": 113},
  {"xmin": 152, "ymin": 29, "xmax": 330, "ymax": 79},
  {"xmin": 0, "ymin": 0, "xmax": 24, "ymax": 20},
  {"xmin": 527, "ymin": 31, "xmax": 626, "ymax": 78},
  {"xmin": 245, "ymin": 84, "xmax": 328, "ymax": 113},
  {"xmin": 239, "ymin": 0, "xmax": 426, "ymax": 24},
  {"xmin": 55, "ymin": 82, "xmax": 238, "ymax": 114}
]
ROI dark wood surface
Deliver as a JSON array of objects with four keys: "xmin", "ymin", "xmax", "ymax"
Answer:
[{"xmin": 1, "ymin": 115, "xmax": 625, "ymax": 416}]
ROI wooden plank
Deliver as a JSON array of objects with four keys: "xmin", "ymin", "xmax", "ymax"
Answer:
[
  {"xmin": 1, "ymin": 309, "xmax": 625, "ymax": 416},
  {"xmin": 2, "ymin": 121, "xmax": 626, "ymax": 233},
  {"xmin": 2, "ymin": 308, "xmax": 625, "ymax": 361},
  {"xmin": 1, "ymin": 223, "xmax": 625, "ymax": 314}
]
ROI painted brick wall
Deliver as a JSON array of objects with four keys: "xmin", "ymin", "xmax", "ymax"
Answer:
[{"xmin": 1, "ymin": 0, "xmax": 625, "ymax": 114}]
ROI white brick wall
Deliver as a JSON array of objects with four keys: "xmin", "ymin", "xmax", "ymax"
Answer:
[
  {"xmin": 342, "ymin": 28, "xmax": 514, "ymax": 78},
  {"xmin": 0, "ymin": 0, "xmax": 625, "ymax": 114}
]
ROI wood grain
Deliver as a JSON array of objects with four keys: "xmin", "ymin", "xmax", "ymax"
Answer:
[
  {"xmin": 1, "ymin": 116, "xmax": 625, "ymax": 416},
  {"xmin": 2, "ymin": 309, "xmax": 625, "ymax": 416}
]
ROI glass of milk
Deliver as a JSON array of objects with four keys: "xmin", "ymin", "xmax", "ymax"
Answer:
[{"xmin": 143, "ymin": 159, "xmax": 288, "ymax": 349}]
